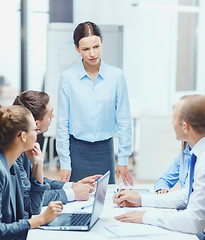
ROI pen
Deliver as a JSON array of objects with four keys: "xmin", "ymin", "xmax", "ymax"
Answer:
[
  {"xmin": 81, "ymin": 204, "xmax": 93, "ymax": 210},
  {"xmin": 115, "ymin": 183, "xmax": 122, "ymax": 201},
  {"xmin": 104, "ymin": 227, "xmax": 118, "ymax": 237},
  {"xmin": 90, "ymin": 176, "xmax": 100, "ymax": 185}
]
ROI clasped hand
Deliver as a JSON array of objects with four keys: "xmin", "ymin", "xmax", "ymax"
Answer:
[
  {"xmin": 72, "ymin": 174, "xmax": 102, "ymax": 201},
  {"xmin": 113, "ymin": 189, "xmax": 145, "ymax": 224},
  {"xmin": 113, "ymin": 189, "xmax": 141, "ymax": 207}
]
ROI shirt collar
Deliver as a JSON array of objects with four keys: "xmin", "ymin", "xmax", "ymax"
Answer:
[
  {"xmin": 79, "ymin": 60, "xmax": 88, "ymax": 79},
  {"xmin": 191, "ymin": 136, "xmax": 205, "ymax": 158},
  {"xmin": 78, "ymin": 59, "xmax": 105, "ymax": 80},
  {"xmin": 98, "ymin": 59, "xmax": 105, "ymax": 79}
]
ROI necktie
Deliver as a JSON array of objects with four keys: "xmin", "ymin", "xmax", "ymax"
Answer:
[{"xmin": 187, "ymin": 153, "xmax": 197, "ymax": 203}]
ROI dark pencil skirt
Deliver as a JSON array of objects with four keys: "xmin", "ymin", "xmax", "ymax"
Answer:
[{"xmin": 69, "ymin": 135, "xmax": 115, "ymax": 184}]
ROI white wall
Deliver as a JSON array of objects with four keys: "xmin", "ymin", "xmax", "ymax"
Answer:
[
  {"xmin": 137, "ymin": 114, "xmax": 181, "ymax": 180},
  {"xmin": 0, "ymin": 1, "xmax": 20, "ymax": 91},
  {"xmin": 27, "ymin": 0, "xmax": 49, "ymax": 91}
]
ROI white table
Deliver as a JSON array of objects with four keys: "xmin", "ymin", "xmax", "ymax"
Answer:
[{"xmin": 27, "ymin": 184, "xmax": 198, "ymax": 240}]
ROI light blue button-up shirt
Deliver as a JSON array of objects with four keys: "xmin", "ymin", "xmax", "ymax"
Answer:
[
  {"xmin": 56, "ymin": 60, "xmax": 132, "ymax": 170},
  {"xmin": 154, "ymin": 145, "xmax": 191, "ymax": 191}
]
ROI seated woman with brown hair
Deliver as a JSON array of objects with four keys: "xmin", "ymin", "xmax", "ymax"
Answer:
[{"xmin": 0, "ymin": 105, "xmax": 63, "ymax": 240}]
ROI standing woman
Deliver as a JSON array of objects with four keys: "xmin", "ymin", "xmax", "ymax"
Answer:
[
  {"xmin": 56, "ymin": 21, "xmax": 133, "ymax": 185},
  {"xmin": 0, "ymin": 106, "xmax": 62, "ymax": 240}
]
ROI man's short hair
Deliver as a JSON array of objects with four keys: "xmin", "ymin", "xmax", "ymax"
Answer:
[
  {"xmin": 13, "ymin": 90, "xmax": 50, "ymax": 121},
  {"xmin": 179, "ymin": 94, "xmax": 205, "ymax": 134}
]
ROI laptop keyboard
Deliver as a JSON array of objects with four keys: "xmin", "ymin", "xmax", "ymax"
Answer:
[{"xmin": 70, "ymin": 213, "xmax": 91, "ymax": 226}]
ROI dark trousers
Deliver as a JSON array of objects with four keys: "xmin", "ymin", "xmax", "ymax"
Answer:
[{"xmin": 69, "ymin": 135, "xmax": 115, "ymax": 184}]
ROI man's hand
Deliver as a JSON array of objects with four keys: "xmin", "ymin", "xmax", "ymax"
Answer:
[
  {"xmin": 115, "ymin": 211, "xmax": 145, "ymax": 223},
  {"xmin": 77, "ymin": 174, "xmax": 102, "ymax": 186},
  {"xmin": 116, "ymin": 165, "xmax": 133, "ymax": 186},
  {"xmin": 58, "ymin": 170, "xmax": 71, "ymax": 182},
  {"xmin": 156, "ymin": 189, "xmax": 169, "ymax": 194},
  {"xmin": 72, "ymin": 183, "xmax": 93, "ymax": 201},
  {"xmin": 113, "ymin": 189, "xmax": 141, "ymax": 207}
]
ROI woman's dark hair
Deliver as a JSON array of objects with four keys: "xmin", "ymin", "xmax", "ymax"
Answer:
[
  {"xmin": 13, "ymin": 90, "xmax": 50, "ymax": 121},
  {"xmin": 0, "ymin": 105, "xmax": 31, "ymax": 148},
  {"xmin": 73, "ymin": 21, "xmax": 103, "ymax": 47}
]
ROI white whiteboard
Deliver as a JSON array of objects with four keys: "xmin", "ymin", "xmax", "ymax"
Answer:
[{"xmin": 44, "ymin": 23, "xmax": 123, "ymax": 137}]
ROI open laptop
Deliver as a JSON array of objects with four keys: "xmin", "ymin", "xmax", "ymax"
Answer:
[{"xmin": 40, "ymin": 170, "xmax": 110, "ymax": 231}]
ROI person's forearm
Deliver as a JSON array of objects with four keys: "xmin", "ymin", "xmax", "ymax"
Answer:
[
  {"xmin": 142, "ymin": 188, "xmax": 187, "ymax": 209},
  {"xmin": 42, "ymin": 189, "xmax": 68, "ymax": 206},
  {"xmin": 56, "ymin": 76, "xmax": 71, "ymax": 170},
  {"xmin": 143, "ymin": 208, "xmax": 203, "ymax": 234},
  {"xmin": 32, "ymin": 162, "xmax": 43, "ymax": 184}
]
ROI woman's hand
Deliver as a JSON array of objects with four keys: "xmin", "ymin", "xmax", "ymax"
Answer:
[
  {"xmin": 116, "ymin": 165, "xmax": 133, "ymax": 186},
  {"xmin": 29, "ymin": 201, "xmax": 63, "ymax": 229},
  {"xmin": 40, "ymin": 201, "xmax": 63, "ymax": 224}
]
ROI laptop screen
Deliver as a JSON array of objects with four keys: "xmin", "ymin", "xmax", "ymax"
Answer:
[{"xmin": 89, "ymin": 171, "xmax": 110, "ymax": 227}]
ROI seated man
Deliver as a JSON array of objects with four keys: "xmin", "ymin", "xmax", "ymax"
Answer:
[
  {"xmin": 13, "ymin": 90, "xmax": 101, "ymax": 207},
  {"xmin": 113, "ymin": 94, "xmax": 205, "ymax": 236}
]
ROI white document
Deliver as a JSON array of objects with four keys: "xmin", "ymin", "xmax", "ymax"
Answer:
[
  {"xmin": 102, "ymin": 220, "xmax": 167, "ymax": 238},
  {"xmin": 99, "ymin": 207, "xmax": 184, "ymax": 238}
]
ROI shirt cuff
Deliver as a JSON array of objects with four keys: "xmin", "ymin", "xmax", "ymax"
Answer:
[
  {"xmin": 117, "ymin": 157, "xmax": 128, "ymax": 165},
  {"xmin": 63, "ymin": 182, "xmax": 73, "ymax": 189},
  {"xmin": 30, "ymin": 177, "xmax": 50, "ymax": 192},
  {"xmin": 154, "ymin": 182, "xmax": 170, "ymax": 192},
  {"xmin": 64, "ymin": 188, "xmax": 75, "ymax": 202}
]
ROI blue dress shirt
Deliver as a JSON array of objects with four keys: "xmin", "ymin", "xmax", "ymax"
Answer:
[
  {"xmin": 56, "ymin": 60, "xmax": 132, "ymax": 170},
  {"xmin": 154, "ymin": 145, "xmax": 191, "ymax": 191}
]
